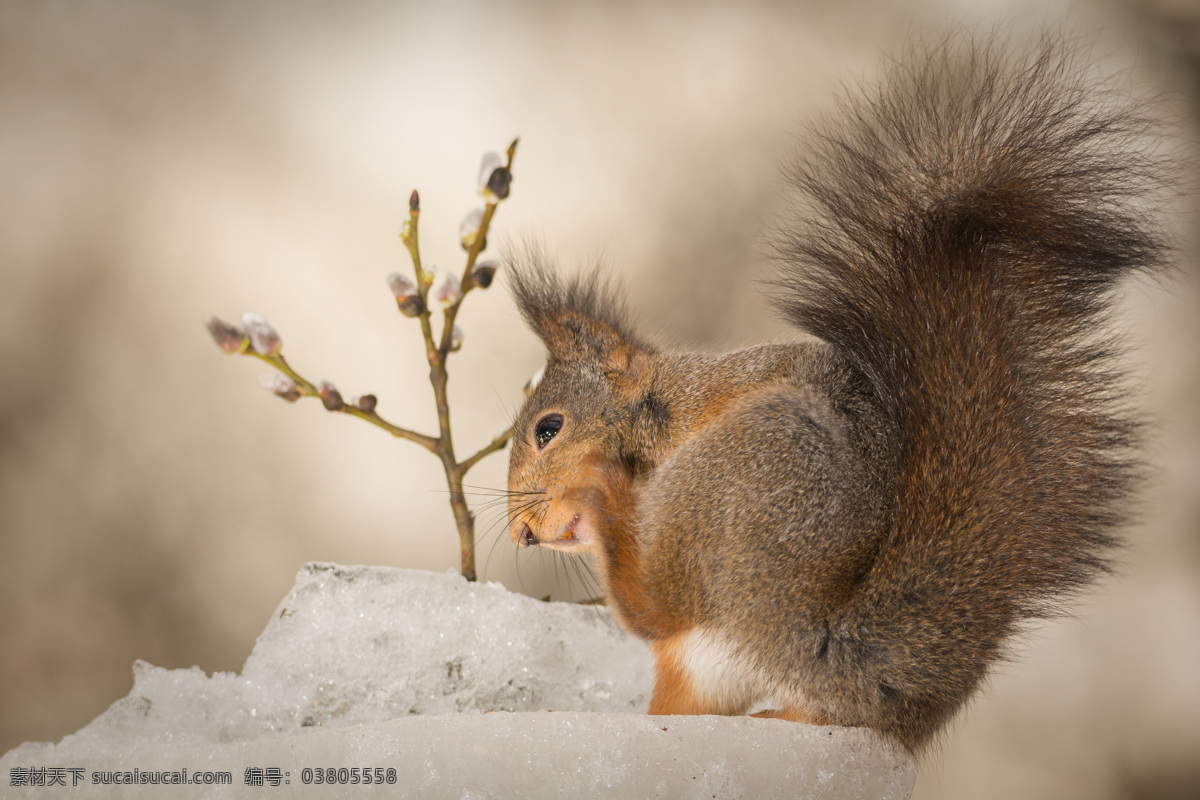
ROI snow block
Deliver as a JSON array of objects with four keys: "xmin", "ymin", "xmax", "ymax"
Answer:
[{"xmin": 2, "ymin": 564, "xmax": 915, "ymax": 799}]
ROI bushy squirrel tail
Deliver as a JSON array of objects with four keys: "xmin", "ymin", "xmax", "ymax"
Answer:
[{"xmin": 774, "ymin": 35, "xmax": 1168, "ymax": 749}]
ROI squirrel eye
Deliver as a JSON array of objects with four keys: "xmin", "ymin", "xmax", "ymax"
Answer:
[{"xmin": 534, "ymin": 414, "xmax": 563, "ymax": 450}]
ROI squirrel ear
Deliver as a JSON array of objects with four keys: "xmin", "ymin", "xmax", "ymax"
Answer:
[
  {"xmin": 544, "ymin": 310, "xmax": 644, "ymax": 380},
  {"xmin": 510, "ymin": 258, "xmax": 651, "ymax": 379}
]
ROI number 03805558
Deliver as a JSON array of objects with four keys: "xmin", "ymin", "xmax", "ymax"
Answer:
[{"xmin": 301, "ymin": 767, "xmax": 396, "ymax": 785}]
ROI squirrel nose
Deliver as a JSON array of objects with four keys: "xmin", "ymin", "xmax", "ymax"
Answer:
[{"xmin": 520, "ymin": 524, "xmax": 539, "ymax": 548}]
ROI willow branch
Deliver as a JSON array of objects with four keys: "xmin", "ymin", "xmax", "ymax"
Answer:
[
  {"xmin": 212, "ymin": 139, "xmax": 520, "ymax": 584},
  {"xmin": 250, "ymin": 350, "xmax": 439, "ymax": 453}
]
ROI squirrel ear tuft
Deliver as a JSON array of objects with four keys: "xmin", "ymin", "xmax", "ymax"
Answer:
[{"xmin": 508, "ymin": 252, "xmax": 649, "ymax": 372}]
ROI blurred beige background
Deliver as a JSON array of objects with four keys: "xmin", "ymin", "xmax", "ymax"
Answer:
[{"xmin": 1, "ymin": 1, "xmax": 1197, "ymax": 798}]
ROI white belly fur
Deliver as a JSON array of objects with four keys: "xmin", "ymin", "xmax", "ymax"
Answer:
[{"xmin": 676, "ymin": 628, "xmax": 766, "ymax": 715}]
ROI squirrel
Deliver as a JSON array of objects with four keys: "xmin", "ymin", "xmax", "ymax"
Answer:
[{"xmin": 504, "ymin": 35, "xmax": 1168, "ymax": 753}]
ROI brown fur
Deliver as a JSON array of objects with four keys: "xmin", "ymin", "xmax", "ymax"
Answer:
[
  {"xmin": 646, "ymin": 638, "xmax": 704, "ymax": 716},
  {"xmin": 506, "ymin": 35, "xmax": 1168, "ymax": 753}
]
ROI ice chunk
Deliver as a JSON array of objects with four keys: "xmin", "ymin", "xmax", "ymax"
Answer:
[
  {"xmin": 57, "ymin": 565, "xmax": 654, "ymax": 747},
  {"xmin": 1, "ymin": 565, "xmax": 915, "ymax": 798}
]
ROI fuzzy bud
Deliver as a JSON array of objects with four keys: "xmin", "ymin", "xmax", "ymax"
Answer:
[
  {"xmin": 478, "ymin": 152, "xmax": 512, "ymax": 202},
  {"xmin": 205, "ymin": 316, "xmax": 246, "ymax": 354},
  {"xmin": 241, "ymin": 312, "xmax": 282, "ymax": 356},
  {"xmin": 260, "ymin": 372, "xmax": 301, "ymax": 402},
  {"xmin": 485, "ymin": 167, "xmax": 511, "ymax": 202},
  {"xmin": 471, "ymin": 259, "xmax": 498, "ymax": 289},
  {"xmin": 409, "ymin": 189, "xmax": 420, "ymax": 214},
  {"xmin": 435, "ymin": 272, "xmax": 462, "ymax": 308},
  {"xmin": 387, "ymin": 272, "xmax": 426, "ymax": 317},
  {"xmin": 449, "ymin": 324, "xmax": 464, "ymax": 353},
  {"xmin": 459, "ymin": 208, "xmax": 484, "ymax": 251},
  {"xmin": 317, "ymin": 381, "xmax": 344, "ymax": 412},
  {"xmin": 387, "ymin": 271, "xmax": 417, "ymax": 298},
  {"xmin": 353, "ymin": 394, "xmax": 378, "ymax": 414},
  {"xmin": 477, "ymin": 152, "xmax": 502, "ymax": 191}
]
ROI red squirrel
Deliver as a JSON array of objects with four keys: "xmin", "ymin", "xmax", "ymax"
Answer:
[{"xmin": 505, "ymin": 35, "xmax": 1168, "ymax": 752}]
